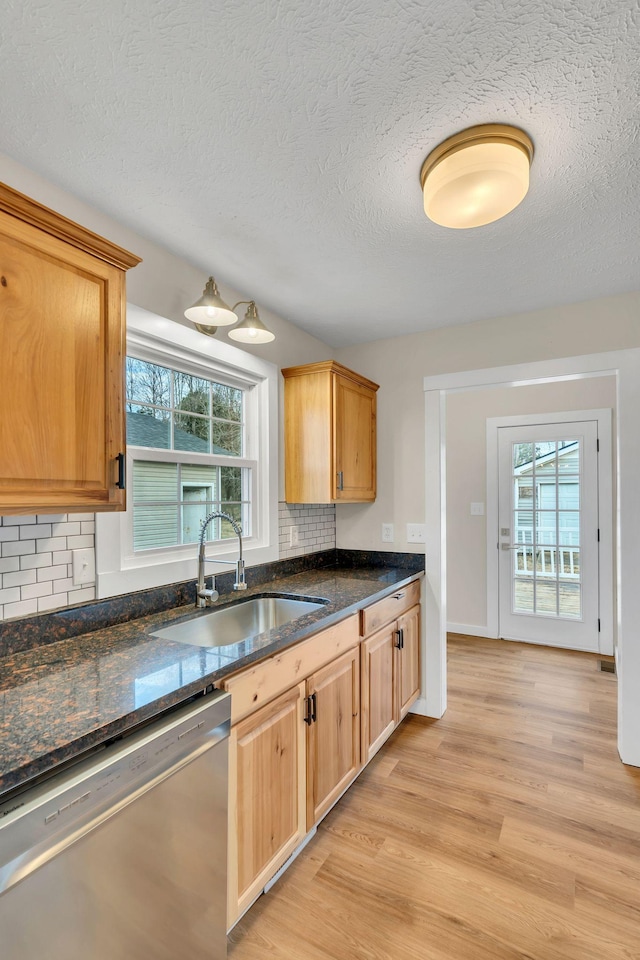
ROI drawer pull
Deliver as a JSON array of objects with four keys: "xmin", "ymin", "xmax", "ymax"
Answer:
[
  {"xmin": 395, "ymin": 628, "xmax": 404, "ymax": 650},
  {"xmin": 303, "ymin": 695, "xmax": 313, "ymax": 725},
  {"xmin": 393, "ymin": 593, "xmax": 405, "ymax": 600}
]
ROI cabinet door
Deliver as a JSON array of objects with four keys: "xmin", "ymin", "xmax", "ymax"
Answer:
[
  {"xmin": 228, "ymin": 683, "xmax": 306, "ymax": 927},
  {"xmin": 333, "ymin": 373, "xmax": 376, "ymax": 501},
  {"xmin": 0, "ymin": 212, "xmax": 126, "ymax": 513},
  {"xmin": 397, "ymin": 604, "xmax": 421, "ymax": 720},
  {"xmin": 306, "ymin": 647, "xmax": 360, "ymax": 828},
  {"xmin": 361, "ymin": 624, "xmax": 396, "ymax": 763}
]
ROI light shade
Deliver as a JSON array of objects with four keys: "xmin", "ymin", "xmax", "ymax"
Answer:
[
  {"xmin": 228, "ymin": 302, "xmax": 275, "ymax": 344},
  {"xmin": 420, "ymin": 124, "xmax": 533, "ymax": 229},
  {"xmin": 184, "ymin": 276, "xmax": 238, "ymax": 327}
]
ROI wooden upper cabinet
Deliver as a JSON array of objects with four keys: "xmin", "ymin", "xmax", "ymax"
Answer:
[
  {"xmin": 282, "ymin": 360, "xmax": 378, "ymax": 504},
  {"xmin": 0, "ymin": 182, "xmax": 140, "ymax": 514}
]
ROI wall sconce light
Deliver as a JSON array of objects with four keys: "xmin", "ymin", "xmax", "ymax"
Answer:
[
  {"xmin": 420, "ymin": 124, "xmax": 533, "ymax": 229},
  {"xmin": 184, "ymin": 277, "xmax": 275, "ymax": 343}
]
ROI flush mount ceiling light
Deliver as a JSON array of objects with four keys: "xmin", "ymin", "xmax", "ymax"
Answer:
[
  {"xmin": 184, "ymin": 277, "xmax": 275, "ymax": 343},
  {"xmin": 420, "ymin": 124, "xmax": 534, "ymax": 229}
]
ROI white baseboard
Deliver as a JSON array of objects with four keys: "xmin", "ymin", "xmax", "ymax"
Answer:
[
  {"xmin": 409, "ymin": 697, "xmax": 444, "ymax": 719},
  {"xmin": 447, "ymin": 622, "xmax": 496, "ymax": 639}
]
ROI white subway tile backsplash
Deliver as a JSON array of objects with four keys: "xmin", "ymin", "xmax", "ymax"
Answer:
[
  {"xmin": 22, "ymin": 581, "xmax": 53, "ymax": 600},
  {"xmin": 66, "ymin": 535, "xmax": 94, "ymax": 549},
  {"xmin": 20, "ymin": 524, "xmax": 50, "ymax": 539},
  {"xmin": 0, "ymin": 528, "xmax": 19, "ymax": 542},
  {"xmin": 3, "ymin": 570, "xmax": 37, "ymax": 588},
  {"xmin": 2, "ymin": 540, "xmax": 36, "ymax": 557},
  {"xmin": 3, "ymin": 598, "xmax": 38, "ymax": 618},
  {"xmin": 38, "ymin": 593, "xmax": 70, "ymax": 613},
  {"xmin": 51, "ymin": 521, "xmax": 81, "ymax": 536},
  {"xmin": 278, "ymin": 502, "xmax": 336, "ymax": 560},
  {"xmin": 20, "ymin": 553, "xmax": 53, "ymax": 570},
  {"xmin": 36, "ymin": 537, "xmax": 67, "ymax": 553},
  {"xmin": 0, "ymin": 587, "xmax": 21, "ymax": 605},
  {"xmin": 37, "ymin": 565, "xmax": 69, "ymax": 582},
  {"xmin": 0, "ymin": 512, "xmax": 97, "ymax": 621}
]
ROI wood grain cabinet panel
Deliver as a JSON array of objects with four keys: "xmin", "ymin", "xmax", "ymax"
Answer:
[
  {"xmin": 306, "ymin": 647, "xmax": 360, "ymax": 828},
  {"xmin": 227, "ymin": 683, "xmax": 307, "ymax": 927},
  {"xmin": 397, "ymin": 604, "xmax": 421, "ymax": 720},
  {"xmin": 361, "ymin": 624, "xmax": 396, "ymax": 764},
  {"xmin": 282, "ymin": 360, "xmax": 378, "ymax": 504},
  {"xmin": 0, "ymin": 182, "xmax": 140, "ymax": 514}
]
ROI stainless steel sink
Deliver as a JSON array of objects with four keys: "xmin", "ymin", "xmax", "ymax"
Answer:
[{"xmin": 151, "ymin": 596, "xmax": 326, "ymax": 648}]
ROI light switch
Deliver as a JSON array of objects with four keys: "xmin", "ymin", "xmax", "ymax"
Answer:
[
  {"xmin": 470, "ymin": 502, "xmax": 485, "ymax": 516},
  {"xmin": 72, "ymin": 548, "xmax": 95, "ymax": 585},
  {"xmin": 406, "ymin": 523, "xmax": 426, "ymax": 543}
]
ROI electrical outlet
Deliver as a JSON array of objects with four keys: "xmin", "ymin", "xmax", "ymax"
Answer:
[
  {"xmin": 289, "ymin": 525, "xmax": 299, "ymax": 547},
  {"xmin": 72, "ymin": 548, "xmax": 95, "ymax": 585},
  {"xmin": 406, "ymin": 523, "xmax": 427, "ymax": 544},
  {"xmin": 381, "ymin": 523, "xmax": 394, "ymax": 543}
]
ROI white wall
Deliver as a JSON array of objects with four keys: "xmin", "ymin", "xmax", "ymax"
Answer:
[
  {"xmin": 446, "ymin": 377, "xmax": 616, "ymax": 632},
  {"xmin": 335, "ymin": 290, "xmax": 640, "ymax": 553}
]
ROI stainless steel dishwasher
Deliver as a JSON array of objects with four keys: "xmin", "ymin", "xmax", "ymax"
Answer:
[{"xmin": 0, "ymin": 690, "xmax": 230, "ymax": 960}]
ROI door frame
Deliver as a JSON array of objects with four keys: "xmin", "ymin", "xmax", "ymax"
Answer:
[
  {"xmin": 486, "ymin": 409, "xmax": 613, "ymax": 654},
  {"xmin": 422, "ymin": 347, "xmax": 640, "ymax": 768}
]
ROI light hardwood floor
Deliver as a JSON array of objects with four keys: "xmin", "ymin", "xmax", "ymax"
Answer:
[{"xmin": 228, "ymin": 635, "xmax": 640, "ymax": 960}]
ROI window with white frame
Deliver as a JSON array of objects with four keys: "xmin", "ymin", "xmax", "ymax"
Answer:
[
  {"xmin": 125, "ymin": 357, "xmax": 254, "ymax": 551},
  {"xmin": 95, "ymin": 308, "xmax": 278, "ymax": 598}
]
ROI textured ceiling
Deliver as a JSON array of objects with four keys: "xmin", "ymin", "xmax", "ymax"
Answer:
[{"xmin": 0, "ymin": 0, "xmax": 639, "ymax": 346}]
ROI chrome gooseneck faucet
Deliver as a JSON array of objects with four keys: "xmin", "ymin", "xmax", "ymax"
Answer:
[{"xmin": 196, "ymin": 511, "xmax": 247, "ymax": 608}]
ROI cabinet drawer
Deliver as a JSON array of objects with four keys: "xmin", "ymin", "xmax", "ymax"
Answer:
[
  {"xmin": 220, "ymin": 614, "xmax": 359, "ymax": 724},
  {"xmin": 360, "ymin": 579, "xmax": 421, "ymax": 637}
]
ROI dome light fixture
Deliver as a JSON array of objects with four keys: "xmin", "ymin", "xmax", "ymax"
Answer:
[
  {"xmin": 420, "ymin": 124, "xmax": 534, "ymax": 229},
  {"xmin": 185, "ymin": 278, "xmax": 275, "ymax": 343}
]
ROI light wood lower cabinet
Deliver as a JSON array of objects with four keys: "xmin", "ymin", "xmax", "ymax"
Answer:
[
  {"xmin": 397, "ymin": 604, "xmax": 421, "ymax": 720},
  {"xmin": 361, "ymin": 603, "xmax": 421, "ymax": 762},
  {"xmin": 306, "ymin": 647, "xmax": 360, "ymax": 828},
  {"xmin": 225, "ymin": 588, "xmax": 422, "ymax": 928},
  {"xmin": 361, "ymin": 624, "xmax": 396, "ymax": 764},
  {"xmin": 227, "ymin": 683, "xmax": 306, "ymax": 925}
]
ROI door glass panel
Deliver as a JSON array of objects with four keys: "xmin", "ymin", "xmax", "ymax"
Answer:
[
  {"xmin": 511, "ymin": 438, "xmax": 582, "ymax": 620},
  {"xmin": 557, "ymin": 441, "xmax": 579, "ymax": 474}
]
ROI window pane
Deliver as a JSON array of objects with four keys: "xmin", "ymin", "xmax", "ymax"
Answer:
[
  {"xmin": 174, "ymin": 412, "xmax": 210, "ymax": 453},
  {"xmin": 174, "ymin": 372, "xmax": 210, "ymax": 417},
  {"xmin": 559, "ymin": 582, "xmax": 581, "ymax": 619},
  {"xmin": 213, "ymin": 421, "xmax": 242, "ymax": 456},
  {"xmin": 558, "ymin": 441, "xmax": 579, "ymax": 474},
  {"xmin": 559, "ymin": 512, "xmax": 580, "ymax": 546},
  {"xmin": 514, "ymin": 576, "xmax": 534, "ymax": 613},
  {"xmin": 126, "ymin": 358, "xmax": 171, "ymax": 408},
  {"xmin": 221, "ymin": 466, "xmax": 242, "ymax": 501},
  {"xmin": 535, "ymin": 581, "xmax": 558, "ymax": 615},
  {"xmin": 126, "ymin": 404, "xmax": 171, "ymax": 449},
  {"xmin": 535, "ymin": 442, "xmax": 557, "ymax": 475},
  {"xmin": 220, "ymin": 502, "xmax": 242, "ymax": 538},
  {"xmin": 133, "ymin": 504, "xmax": 178, "ymax": 550},
  {"xmin": 182, "ymin": 499, "xmax": 216, "ymax": 544},
  {"xmin": 132, "ymin": 460, "xmax": 177, "ymax": 502},
  {"xmin": 212, "ymin": 384, "xmax": 243, "ymax": 422},
  {"xmin": 513, "ymin": 443, "xmax": 533, "ymax": 468}
]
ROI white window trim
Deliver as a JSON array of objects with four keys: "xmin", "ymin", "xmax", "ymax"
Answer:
[{"xmin": 96, "ymin": 304, "xmax": 279, "ymax": 597}]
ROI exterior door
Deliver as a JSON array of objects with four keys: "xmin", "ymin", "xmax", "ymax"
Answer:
[{"xmin": 498, "ymin": 421, "xmax": 599, "ymax": 651}]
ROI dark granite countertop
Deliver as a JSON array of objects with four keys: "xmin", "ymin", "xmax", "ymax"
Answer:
[{"xmin": 0, "ymin": 559, "xmax": 423, "ymax": 800}]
